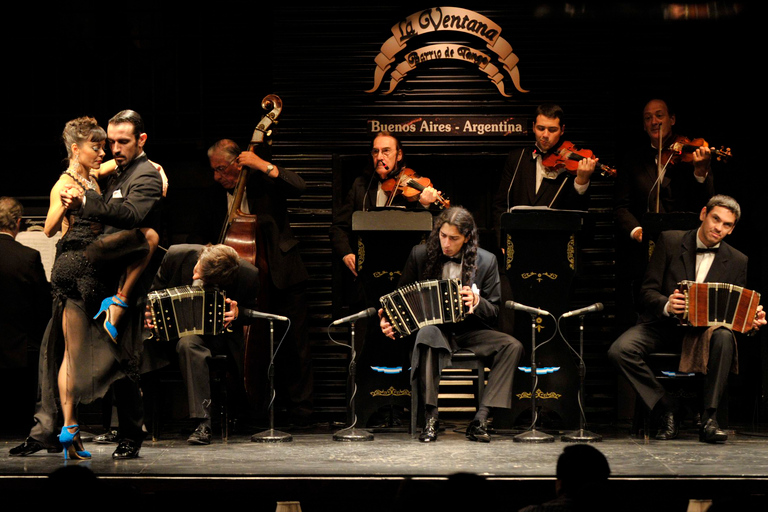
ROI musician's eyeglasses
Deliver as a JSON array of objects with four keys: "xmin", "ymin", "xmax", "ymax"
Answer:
[{"xmin": 213, "ymin": 159, "xmax": 236, "ymax": 174}]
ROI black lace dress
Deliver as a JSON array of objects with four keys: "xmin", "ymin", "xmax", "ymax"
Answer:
[{"xmin": 38, "ymin": 212, "xmax": 149, "ymax": 413}]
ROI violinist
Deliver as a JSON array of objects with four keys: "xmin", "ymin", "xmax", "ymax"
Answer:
[
  {"xmin": 330, "ymin": 131, "xmax": 440, "ymax": 277},
  {"xmin": 202, "ymin": 139, "xmax": 314, "ymax": 428},
  {"xmin": 492, "ymin": 104, "xmax": 597, "ymax": 227},
  {"xmin": 613, "ymin": 99, "xmax": 715, "ymax": 326},
  {"xmin": 614, "ymin": 98, "xmax": 714, "ymax": 244}
]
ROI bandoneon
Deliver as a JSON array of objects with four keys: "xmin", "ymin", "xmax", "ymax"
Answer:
[
  {"xmin": 380, "ymin": 279, "xmax": 467, "ymax": 337},
  {"xmin": 678, "ymin": 280, "xmax": 761, "ymax": 333},
  {"xmin": 148, "ymin": 286, "xmax": 227, "ymax": 341}
]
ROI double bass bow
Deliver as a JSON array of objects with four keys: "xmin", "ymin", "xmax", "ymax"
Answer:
[{"xmin": 219, "ymin": 94, "xmax": 282, "ymax": 410}]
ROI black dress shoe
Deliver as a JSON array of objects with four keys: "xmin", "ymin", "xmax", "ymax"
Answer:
[
  {"xmin": 9, "ymin": 437, "xmax": 61, "ymax": 456},
  {"xmin": 419, "ymin": 417, "xmax": 439, "ymax": 442},
  {"xmin": 655, "ymin": 410, "xmax": 679, "ymax": 440},
  {"xmin": 94, "ymin": 429, "xmax": 119, "ymax": 444},
  {"xmin": 112, "ymin": 440, "xmax": 141, "ymax": 459},
  {"xmin": 699, "ymin": 418, "xmax": 728, "ymax": 444},
  {"xmin": 187, "ymin": 424, "xmax": 212, "ymax": 445},
  {"xmin": 465, "ymin": 419, "xmax": 491, "ymax": 443}
]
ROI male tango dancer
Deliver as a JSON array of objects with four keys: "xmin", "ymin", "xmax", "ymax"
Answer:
[
  {"xmin": 380, "ymin": 207, "xmax": 523, "ymax": 442},
  {"xmin": 10, "ymin": 110, "xmax": 163, "ymax": 459},
  {"xmin": 608, "ymin": 195, "xmax": 765, "ymax": 443}
]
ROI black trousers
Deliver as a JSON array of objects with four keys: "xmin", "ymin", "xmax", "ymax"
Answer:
[
  {"xmin": 608, "ymin": 322, "xmax": 734, "ymax": 412},
  {"xmin": 411, "ymin": 325, "xmax": 523, "ymax": 411}
]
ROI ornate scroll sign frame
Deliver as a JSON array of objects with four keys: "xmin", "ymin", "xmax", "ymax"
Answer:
[{"xmin": 366, "ymin": 7, "xmax": 529, "ymax": 97}]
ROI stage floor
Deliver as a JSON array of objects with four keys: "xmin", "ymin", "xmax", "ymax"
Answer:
[{"xmin": 3, "ymin": 422, "xmax": 768, "ymax": 510}]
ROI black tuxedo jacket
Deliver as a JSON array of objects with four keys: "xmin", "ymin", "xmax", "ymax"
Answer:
[
  {"xmin": 493, "ymin": 147, "xmax": 589, "ymax": 231},
  {"xmin": 399, "ymin": 244, "xmax": 501, "ymax": 332},
  {"xmin": 639, "ymin": 229, "xmax": 747, "ymax": 324},
  {"xmin": 152, "ymin": 244, "xmax": 259, "ymax": 307},
  {"xmin": 193, "ymin": 167, "xmax": 307, "ymax": 290},
  {"xmin": 82, "ymin": 153, "xmax": 163, "ymax": 234},
  {"xmin": 330, "ymin": 173, "xmax": 432, "ymax": 259},
  {"xmin": 0, "ymin": 235, "xmax": 51, "ymax": 368},
  {"xmin": 613, "ymin": 138, "xmax": 714, "ymax": 239}
]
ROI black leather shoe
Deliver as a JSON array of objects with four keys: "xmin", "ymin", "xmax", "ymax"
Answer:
[
  {"xmin": 94, "ymin": 429, "xmax": 118, "ymax": 444},
  {"xmin": 9, "ymin": 437, "xmax": 61, "ymax": 456},
  {"xmin": 465, "ymin": 419, "xmax": 491, "ymax": 443},
  {"xmin": 112, "ymin": 440, "xmax": 141, "ymax": 459},
  {"xmin": 655, "ymin": 410, "xmax": 679, "ymax": 440},
  {"xmin": 419, "ymin": 417, "xmax": 439, "ymax": 442},
  {"xmin": 699, "ymin": 418, "xmax": 728, "ymax": 444},
  {"xmin": 187, "ymin": 424, "xmax": 212, "ymax": 445}
]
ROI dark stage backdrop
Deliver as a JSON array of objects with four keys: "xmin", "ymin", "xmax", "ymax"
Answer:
[{"xmin": 7, "ymin": 3, "xmax": 765, "ymax": 425}]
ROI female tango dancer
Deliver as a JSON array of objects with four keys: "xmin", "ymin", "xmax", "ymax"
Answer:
[{"xmin": 42, "ymin": 116, "xmax": 159, "ymax": 459}]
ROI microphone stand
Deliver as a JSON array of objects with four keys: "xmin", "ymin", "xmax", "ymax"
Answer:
[
  {"xmin": 334, "ymin": 320, "xmax": 374, "ymax": 441},
  {"xmin": 251, "ymin": 318, "xmax": 292, "ymax": 443},
  {"xmin": 562, "ymin": 313, "xmax": 602, "ymax": 442},
  {"xmin": 514, "ymin": 312, "xmax": 554, "ymax": 443}
]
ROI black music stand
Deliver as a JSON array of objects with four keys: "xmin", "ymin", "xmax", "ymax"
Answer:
[
  {"xmin": 498, "ymin": 208, "xmax": 584, "ymax": 431},
  {"xmin": 350, "ymin": 210, "xmax": 433, "ymax": 430}
]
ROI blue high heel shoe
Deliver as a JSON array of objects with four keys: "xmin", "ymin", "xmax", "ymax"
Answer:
[
  {"xmin": 59, "ymin": 425, "xmax": 91, "ymax": 460},
  {"xmin": 94, "ymin": 295, "xmax": 128, "ymax": 343}
]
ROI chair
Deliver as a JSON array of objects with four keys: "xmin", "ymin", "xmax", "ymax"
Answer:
[{"xmin": 409, "ymin": 348, "xmax": 486, "ymax": 437}]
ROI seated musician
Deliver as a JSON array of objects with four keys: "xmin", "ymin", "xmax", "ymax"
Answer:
[
  {"xmin": 146, "ymin": 244, "xmax": 258, "ymax": 445},
  {"xmin": 608, "ymin": 195, "xmax": 765, "ymax": 443},
  {"xmin": 330, "ymin": 131, "xmax": 440, "ymax": 278},
  {"xmin": 379, "ymin": 207, "xmax": 523, "ymax": 442}
]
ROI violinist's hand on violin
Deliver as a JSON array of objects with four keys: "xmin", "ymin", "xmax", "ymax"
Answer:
[
  {"xmin": 342, "ymin": 253, "xmax": 358, "ymax": 277},
  {"xmin": 379, "ymin": 308, "xmax": 396, "ymax": 339},
  {"xmin": 418, "ymin": 186, "xmax": 439, "ymax": 207},
  {"xmin": 574, "ymin": 157, "xmax": 597, "ymax": 186},
  {"xmin": 692, "ymin": 146, "xmax": 711, "ymax": 177}
]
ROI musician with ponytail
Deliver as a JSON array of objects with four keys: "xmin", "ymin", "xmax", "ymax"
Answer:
[{"xmin": 379, "ymin": 206, "xmax": 523, "ymax": 443}]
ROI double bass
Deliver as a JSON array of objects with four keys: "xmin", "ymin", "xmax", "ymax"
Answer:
[{"xmin": 219, "ymin": 94, "xmax": 282, "ymax": 410}]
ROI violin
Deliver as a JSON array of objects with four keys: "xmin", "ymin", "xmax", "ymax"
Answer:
[
  {"xmin": 663, "ymin": 135, "xmax": 732, "ymax": 164},
  {"xmin": 540, "ymin": 141, "xmax": 617, "ymax": 177},
  {"xmin": 381, "ymin": 167, "xmax": 451, "ymax": 209}
]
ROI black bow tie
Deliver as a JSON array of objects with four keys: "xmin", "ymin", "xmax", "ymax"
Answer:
[
  {"xmin": 697, "ymin": 247, "xmax": 719, "ymax": 254},
  {"xmin": 441, "ymin": 255, "xmax": 462, "ymax": 264}
]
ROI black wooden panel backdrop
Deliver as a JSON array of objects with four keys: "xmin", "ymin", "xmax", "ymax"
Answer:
[{"xmin": 8, "ymin": 3, "xmax": 765, "ymax": 425}]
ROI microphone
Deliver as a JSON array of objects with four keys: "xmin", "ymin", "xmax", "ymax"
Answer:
[
  {"xmin": 331, "ymin": 307, "xmax": 377, "ymax": 326},
  {"xmin": 242, "ymin": 309, "xmax": 289, "ymax": 322},
  {"xmin": 505, "ymin": 301, "xmax": 550, "ymax": 316},
  {"xmin": 561, "ymin": 302, "xmax": 604, "ymax": 318}
]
